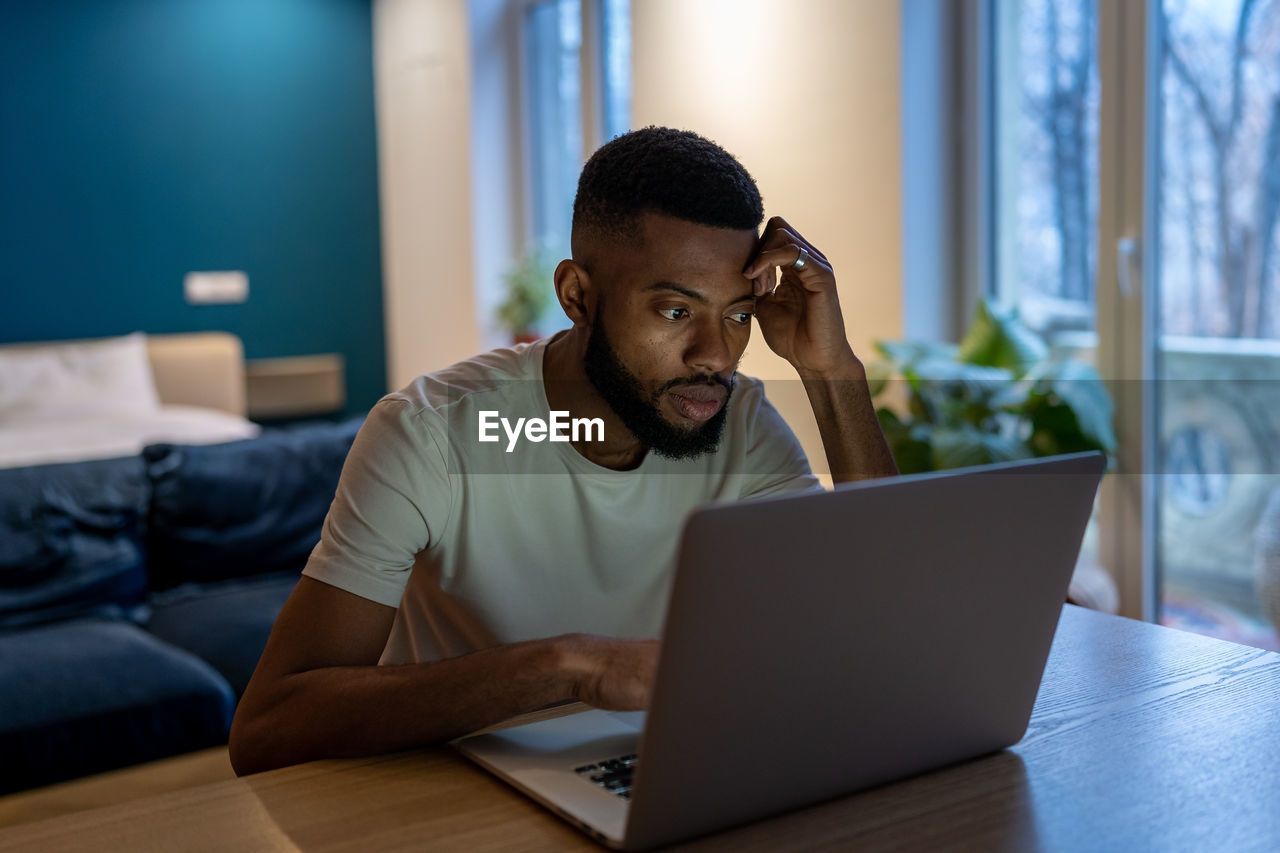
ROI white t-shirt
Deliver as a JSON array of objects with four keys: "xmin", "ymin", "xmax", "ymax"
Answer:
[{"xmin": 302, "ymin": 338, "xmax": 820, "ymax": 664}]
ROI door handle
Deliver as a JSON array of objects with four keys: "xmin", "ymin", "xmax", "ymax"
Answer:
[{"xmin": 1116, "ymin": 237, "xmax": 1140, "ymax": 297}]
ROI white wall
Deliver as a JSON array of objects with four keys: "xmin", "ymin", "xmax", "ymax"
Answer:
[
  {"xmin": 374, "ymin": 0, "xmax": 481, "ymax": 391},
  {"xmin": 631, "ymin": 0, "xmax": 903, "ymax": 475}
]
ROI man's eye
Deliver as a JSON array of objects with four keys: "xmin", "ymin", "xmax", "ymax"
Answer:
[
  {"xmin": 729, "ymin": 312, "xmax": 753, "ymax": 325},
  {"xmin": 658, "ymin": 308, "xmax": 689, "ymax": 321}
]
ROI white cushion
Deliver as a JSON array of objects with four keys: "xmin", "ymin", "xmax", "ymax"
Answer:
[
  {"xmin": 0, "ymin": 332, "xmax": 161, "ymax": 424},
  {"xmin": 0, "ymin": 405, "xmax": 261, "ymax": 469}
]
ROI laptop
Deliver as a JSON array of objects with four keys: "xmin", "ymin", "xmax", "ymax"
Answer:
[{"xmin": 455, "ymin": 452, "xmax": 1106, "ymax": 850}]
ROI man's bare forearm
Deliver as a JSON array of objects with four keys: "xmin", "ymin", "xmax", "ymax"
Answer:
[
  {"xmin": 799, "ymin": 353, "xmax": 899, "ymax": 483},
  {"xmin": 230, "ymin": 636, "xmax": 588, "ymax": 776}
]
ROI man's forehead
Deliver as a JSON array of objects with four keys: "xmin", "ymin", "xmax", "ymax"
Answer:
[
  {"xmin": 629, "ymin": 212, "xmax": 758, "ymax": 271},
  {"xmin": 636, "ymin": 209, "xmax": 758, "ymax": 241}
]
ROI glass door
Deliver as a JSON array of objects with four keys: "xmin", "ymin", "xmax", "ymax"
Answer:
[
  {"xmin": 1153, "ymin": 0, "xmax": 1280, "ymax": 650},
  {"xmin": 993, "ymin": 0, "xmax": 1280, "ymax": 649}
]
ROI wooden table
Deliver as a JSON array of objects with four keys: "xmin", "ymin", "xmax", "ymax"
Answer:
[{"xmin": 3, "ymin": 606, "xmax": 1279, "ymax": 852}]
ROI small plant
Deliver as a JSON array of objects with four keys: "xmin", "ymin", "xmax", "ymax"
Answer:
[
  {"xmin": 867, "ymin": 299, "xmax": 1117, "ymax": 474},
  {"xmin": 496, "ymin": 245, "xmax": 557, "ymax": 343}
]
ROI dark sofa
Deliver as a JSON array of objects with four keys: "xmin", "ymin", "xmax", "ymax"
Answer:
[{"xmin": 0, "ymin": 418, "xmax": 362, "ymax": 794}]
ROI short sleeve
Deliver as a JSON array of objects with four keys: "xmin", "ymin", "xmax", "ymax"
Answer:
[
  {"xmin": 737, "ymin": 385, "xmax": 825, "ymax": 499},
  {"xmin": 302, "ymin": 397, "xmax": 453, "ymax": 607}
]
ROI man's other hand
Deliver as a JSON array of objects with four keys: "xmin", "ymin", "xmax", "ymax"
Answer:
[{"xmin": 558, "ymin": 634, "xmax": 659, "ymax": 711}]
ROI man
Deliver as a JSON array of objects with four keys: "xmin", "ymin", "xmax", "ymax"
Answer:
[{"xmin": 229, "ymin": 127, "xmax": 897, "ymax": 775}]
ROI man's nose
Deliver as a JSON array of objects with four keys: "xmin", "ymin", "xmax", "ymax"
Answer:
[{"xmin": 685, "ymin": 317, "xmax": 735, "ymax": 375}]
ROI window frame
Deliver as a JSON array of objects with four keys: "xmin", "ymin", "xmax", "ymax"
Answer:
[
  {"xmin": 916, "ymin": 0, "xmax": 1160, "ymax": 618},
  {"xmin": 1094, "ymin": 0, "xmax": 1159, "ymax": 621}
]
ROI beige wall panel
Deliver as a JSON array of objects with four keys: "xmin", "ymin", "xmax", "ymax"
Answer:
[
  {"xmin": 632, "ymin": 0, "xmax": 903, "ymax": 477},
  {"xmin": 375, "ymin": 0, "xmax": 481, "ymax": 392}
]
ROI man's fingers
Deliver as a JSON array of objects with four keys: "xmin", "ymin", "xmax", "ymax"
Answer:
[
  {"xmin": 757, "ymin": 218, "xmax": 830, "ymax": 264},
  {"xmin": 745, "ymin": 245, "xmax": 832, "ymax": 291},
  {"xmin": 746, "ymin": 218, "xmax": 834, "ymax": 300},
  {"xmin": 583, "ymin": 636, "xmax": 659, "ymax": 711},
  {"xmin": 752, "ymin": 268, "xmax": 776, "ymax": 297},
  {"xmin": 773, "ymin": 220, "xmax": 830, "ymax": 264},
  {"xmin": 747, "ymin": 218, "xmax": 794, "ymax": 273},
  {"xmin": 746, "ymin": 229, "xmax": 829, "ymax": 277},
  {"xmin": 759, "ymin": 215, "xmax": 785, "ymax": 243}
]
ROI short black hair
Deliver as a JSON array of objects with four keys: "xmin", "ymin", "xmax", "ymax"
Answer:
[{"xmin": 571, "ymin": 126, "xmax": 764, "ymax": 249}]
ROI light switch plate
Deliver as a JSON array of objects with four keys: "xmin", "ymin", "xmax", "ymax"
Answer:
[{"xmin": 185, "ymin": 271, "xmax": 249, "ymax": 304}]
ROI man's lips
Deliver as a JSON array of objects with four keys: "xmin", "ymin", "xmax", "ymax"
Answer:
[{"xmin": 668, "ymin": 384, "xmax": 727, "ymax": 422}]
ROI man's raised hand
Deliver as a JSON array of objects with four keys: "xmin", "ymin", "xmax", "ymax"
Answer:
[{"xmin": 743, "ymin": 216, "xmax": 858, "ymax": 378}]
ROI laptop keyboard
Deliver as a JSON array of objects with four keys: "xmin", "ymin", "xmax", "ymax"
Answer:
[{"xmin": 574, "ymin": 754, "xmax": 638, "ymax": 800}]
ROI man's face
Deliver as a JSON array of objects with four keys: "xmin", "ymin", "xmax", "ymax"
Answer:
[{"xmin": 581, "ymin": 213, "xmax": 759, "ymax": 459}]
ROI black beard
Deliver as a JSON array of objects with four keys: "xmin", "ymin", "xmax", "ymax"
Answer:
[{"xmin": 582, "ymin": 319, "xmax": 733, "ymax": 460}]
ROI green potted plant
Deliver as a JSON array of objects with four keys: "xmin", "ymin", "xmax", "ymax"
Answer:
[
  {"xmin": 867, "ymin": 299, "xmax": 1117, "ymax": 474},
  {"xmin": 496, "ymin": 245, "xmax": 557, "ymax": 344}
]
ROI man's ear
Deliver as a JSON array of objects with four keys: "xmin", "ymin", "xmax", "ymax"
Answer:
[{"xmin": 554, "ymin": 259, "xmax": 596, "ymax": 327}]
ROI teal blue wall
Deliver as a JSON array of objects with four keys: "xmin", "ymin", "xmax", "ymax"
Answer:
[{"xmin": 0, "ymin": 0, "xmax": 385, "ymax": 418}]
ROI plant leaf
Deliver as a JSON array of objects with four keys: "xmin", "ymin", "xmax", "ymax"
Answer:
[
  {"xmin": 877, "ymin": 408, "xmax": 934, "ymax": 474},
  {"xmin": 497, "ymin": 245, "xmax": 557, "ymax": 333},
  {"xmin": 989, "ymin": 380, "xmax": 1032, "ymax": 411},
  {"xmin": 929, "ymin": 425, "xmax": 1033, "ymax": 470},
  {"xmin": 873, "ymin": 339, "xmax": 958, "ymax": 370},
  {"xmin": 956, "ymin": 299, "xmax": 1048, "ymax": 375},
  {"xmin": 1027, "ymin": 360, "xmax": 1117, "ymax": 453},
  {"xmin": 910, "ymin": 358, "xmax": 1016, "ymax": 387},
  {"xmin": 865, "ymin": 359, "xmax": 892, "ymax": 398},
  {"xmin": 909, "ymin": 359, "xmax": 1017, "ymax": 427}
]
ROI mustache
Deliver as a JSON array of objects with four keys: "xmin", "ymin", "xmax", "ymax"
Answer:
[{"xmin": 657, "ymin": 373, "xmax": 734, "ymax": 394}]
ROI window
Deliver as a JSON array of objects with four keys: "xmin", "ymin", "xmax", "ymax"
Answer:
[
  {"xmin": 524, "ymin": 0, "xmax": 584, "ymax": 256},
  {"xmin": 993, "ymin": 0, "xmax": 1099, "ymax": 338},
  {"xmin": 521, "ymin": 0, "xmax": 631, "ymax": 330},
  {"xmin": 599, "ymin": 0, "xmax": 631, "ymax": 142},
  {"xmin": 988, "ymin": 0, "xmax": 1280, "ymax": 650},
  {"xmin": 471, "ymin": 0, "xmax": 630, "ymax": 345}
]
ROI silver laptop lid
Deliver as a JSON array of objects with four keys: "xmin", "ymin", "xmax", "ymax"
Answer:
[{"xmin": 624, "ymin": 452, "xmax": 1104, "ymax": 850}]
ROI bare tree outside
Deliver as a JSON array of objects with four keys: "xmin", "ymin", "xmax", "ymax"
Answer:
[
  {"xmin": 1012, "ymin": 0, "xmax": 1280, "ymax": 341},
  {"xmin": 1008, "ymin": 0, "xmax": 1099, "ymax": 330},
  {"xmin": 1162, "ymin": 0, "xmax": 1280, "ymax": 339}
]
